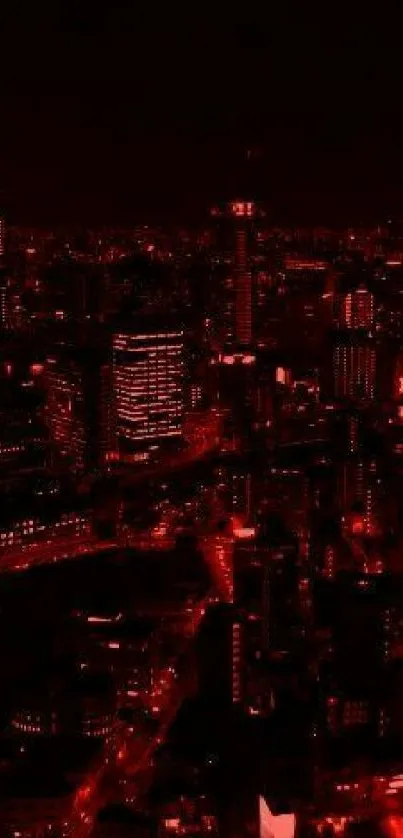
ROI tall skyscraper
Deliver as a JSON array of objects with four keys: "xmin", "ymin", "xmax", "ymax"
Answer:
[
  {"xmin": 394, "ymin": 352, "xmax": 403, "ymax": 403},
  {"xmin": 0, "ymin": 279, "xmax": 26, "ymax": 332},
  {"xmin": 45, "ymin": 349, "xmax": 112, "ymax": 473},
  {"xmin": 112, "ymin": 322, "xmax": 184, "ymax": 455},
  {"xmin": 0, "ymin": 280, "xmax": 8, "ymax": 329},
  {"xmin": 336, "ymin": 285, "xmax": 374, "ymax": 330},
  {"xmin": 333, "ymin": 342, "xmax": 376, "ymax": 402},
  {"xmin": 0, "ymin": 360, "xmax": 47, "ymax": 477},
  {"xmin": 0, "ymin": 215, "xmax": 5, "ymax": 259},
  {"xmin": 338, "ymin": 458, "xmax": 381, "ymax": 540},
  {"xmin": 232, "ymin": 536, "xmax": 297, "ymax": 715},
  {"xmin": 229, "ymin": 200, "xmax": 255, "ymax": 349}
]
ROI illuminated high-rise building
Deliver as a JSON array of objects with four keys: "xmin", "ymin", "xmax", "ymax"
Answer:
[
  {"xmin": 333, "ymin": 342, "xmax": 376, "ymax": 402},
  {"xmin": 228, "ymin": 200, "xmax": 255, "ymax": 348},
  {"xmin": 0, "ymin": 360, "xmax": 47, "ymax": 477},
  {"xmin": 394, "ymin": 352, "xmax": 403, "ymax": 403},
  {"xmin": 232, "ymin": 538, "xmax": 271, "ymax": 711},
  {"xmin": 336, "ymin": 285, "xmax": 374, "ymax": 330},
  {"xmin": 338, "ymin": 458, "xmax": 381, "ymax": 541},
  {"xmin": 0, "ymin": 277, "xmax": 26, "ymax": 332},
  {"xmin": 45, "ymin": 350, "xmax": 112, "ymax": 473},
  {"xmin": 0, "ymin": 215, "xmax": 5, "ymax": 259},
  {"xmin": 0, "ymin": 280, "xmax": 7, "ymax": 329},
  {"xmin": 231, "ymin": 532, "xmax": 298, "ymax": 715},
  {"xmin": 46, "ymin": 357, "xmax": 88, "ymax": 472},
  {"xmin": 112, "ymin": 323, "xmax": 184, "ymax": 454}
]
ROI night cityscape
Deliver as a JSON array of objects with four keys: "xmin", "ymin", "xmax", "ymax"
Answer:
[{"xmin": 3, "ymin": 8, "xmax": 403, "ymax": 838}]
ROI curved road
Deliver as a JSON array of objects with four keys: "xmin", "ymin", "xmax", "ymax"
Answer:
[
  {"xmin": 0, "ymin": 408, "xmax": 224, "ymax": 576},
  {"xmin": 64, "ymin": 593, "xmax": 216, "ymax": 837}
]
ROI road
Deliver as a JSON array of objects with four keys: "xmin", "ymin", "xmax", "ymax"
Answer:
[
  {"xmin": 0, "ymin": 534, "xmax": 121, "ymax": 574},
  {"xmin": 0, "ymin": 407, "xmax": 224, "ymax": 576},
  {"xmin": 63, "ymin": 593, "xmax": 216, "ymax": 838},
  {"xmin": 118, "ymin": 407, "xmax": 223, "ymax": 489},
  {"xmin": 341, "ymin": 531, "xmax": 383, "ymax": 575},
  {"xmin": 200, "ymin": 534, "xmax": 234, "ymax": 603},
  {"xmin": 0, "ymin": 407, "xmax": 227, "ymax": 835}
]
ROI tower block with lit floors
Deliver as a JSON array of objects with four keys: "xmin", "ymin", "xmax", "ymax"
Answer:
[
  {"xmin": 0, "ymin": 215, "xmax": 5, "ymax": 260},
  {"xmin": 211, "ymin": 200, "xmax": 262, "ymax": 453},
  {"xmin": 333, "ymin": 282, "xmax": 377, "ymax": 404},
  {"xmin": 232, "ymin": 200, "xmax": 255, "ymax": 349},
  {"xmin": 112, "ymin": 319, "xmax": 184, "ymax": 459},
  {"xmin": 0, "ymin": 214, "xmax": 7, "ymax": 330},
  {"xmin": 45, "ymin": 346, "xmax": 113, "ymax": 475},
  {"xmin": 218, "ymin": 199, "xmax": 258, "ymax": 356}
]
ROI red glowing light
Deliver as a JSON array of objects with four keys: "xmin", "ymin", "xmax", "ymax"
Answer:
[
  {"xmin": 382, "ymin": 815, "xmax": 403, "ymax": 838},
  {"xmin": 105, "ymin": 451, "xmax": 119, "ymax": 462},
  {"xmin": 230, "ymin": 201, "xmax": 254, "ymax": 218},
  {"xmin": 233, "ymin": 526, "xmax": 256, "ymax": 540},
  {"xmin": 351, "ymin": 515, "xmax": 365, "ymax": 536},
  {"xmin": 276, "ymin": 366, "xmax": 286, "ymax": 384},
  {"xmin": 87, "ymin": 616, "xmax": 113, "ymax": 624},
  {"xmin": 164, "ymin": 819, "xmax": 181, "ymax": 830},
  {"xmin": 259, "ymin": 796, "xmax": 295, "ymax": 838},
  {"xmin": 76, "ymin": 784, "xmax": 92, "ymax": 804},
  {"xmin": 284, "ymin": 258, "xmax": 327, "ymax": 271},
  {"xmin": 30, "ymin": 363, "xmax": 44, "ymax": 376},
  {"xmin": 242, "ymin": 354, "xmax": 256, "ymax": 364},
  {"xmin": 389, "ymin": 776, "xmax": 403, "ymax": 789}
]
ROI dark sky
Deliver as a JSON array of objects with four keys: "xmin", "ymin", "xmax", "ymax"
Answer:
[{"xmin": 1, "ymin": 5, "xmax": 403, "ymax": 224}]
